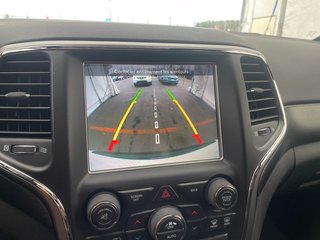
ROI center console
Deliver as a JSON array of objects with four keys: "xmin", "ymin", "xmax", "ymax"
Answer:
[
  {"xmin": 0, "ymin": 21, "xmax": 287, "ymax": 240},
  {"xmin": 67, "ymin": 45, "xmax": 249, "ymax": 240},
  {"xmin": 85, "ymin": 177, "xmax": 237, "ymax": 240},
  {"xmin": 0, "ymin": 42, "xmax": 257, "ymax": 240}
]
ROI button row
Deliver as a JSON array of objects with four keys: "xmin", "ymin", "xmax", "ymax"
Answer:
[
  {"xmin": 187, "ymin": 213, "xmax": 234, "ymax": 238},
  {"xmin": 207, "ymin": 213, "xmax": 236, "ymax": 232},
  {"xmin": 86, "ymin": 214, "xmax": 233, "ymax": 240},
  {"xmin": 126, "ymin": 211, "xmax": 234, "ymax": 238},
  {"xmin": 119, "ymin": 181, "xmax": 207, "ymax": 206},
  {"xmin": 127, "ymin": 204, "xmax": 205, "ymax": 232},
  {"xmin": 87, "ymin": 231, "xmax": 229, "ymax": 240}
]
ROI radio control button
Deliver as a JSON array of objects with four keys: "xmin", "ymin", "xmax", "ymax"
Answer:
[
  {"xmin": 206, "ymin": 178, "xmax": 238, "ymax": 210},
  {"xmin": 119, "ymin": 187, "xmax": 154, "ymax": 206},
  {"xmin": 153, "ymin": 186, "xmax": 179, "ymax": 202}
]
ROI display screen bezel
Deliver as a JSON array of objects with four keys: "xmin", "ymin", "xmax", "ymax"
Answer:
[{"xmin": 83, "ymin": 62, "xmax": 223, "ymax": 174}]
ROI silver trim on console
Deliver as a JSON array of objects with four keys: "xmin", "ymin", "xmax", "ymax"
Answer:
[
  {"xmin": 242, "ymin": 78, "xmax": 287, "ymax": 240},
  {"xmin": 0, "ymin": 40, "xmax": 265, "ymax": 57},
  {"xmin": 0, "ymin": 159, "xmax": 72, "ymax": 240},
  {"xmin": 0, "ymin": 40, "xmax": 287, "ymax": 240}
]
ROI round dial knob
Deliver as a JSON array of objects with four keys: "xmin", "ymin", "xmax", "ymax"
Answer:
[
  {"xmin": 148, "ymin": 206, "xmax": 186, "ymax": 240},
  {"xmin": 207, "ymin": 178, "xmax": 238, "ymax": 210},
  {"xmin": 87, "ymin": 192, "xmax": 121, "ymax": 230}
]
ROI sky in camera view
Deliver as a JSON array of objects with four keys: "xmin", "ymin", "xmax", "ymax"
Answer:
[{"xmin": 0, "ymin": 0, "xmax": 243, "ymax": 26}]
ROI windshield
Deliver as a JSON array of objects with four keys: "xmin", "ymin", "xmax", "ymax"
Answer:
[{"xmin": 1, "ymin": 0, "xmax": 318, "ymax": 40}]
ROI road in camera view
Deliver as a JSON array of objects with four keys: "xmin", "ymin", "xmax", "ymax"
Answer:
[{"xmin": 88, "ymin": 76, "xmax": 218, "ymax": 156}]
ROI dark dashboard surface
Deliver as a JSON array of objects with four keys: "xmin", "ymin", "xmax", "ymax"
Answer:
[
  {"xmin": 0, "ymin": 19, "xmax": 319, "ymax": 240},
  {"xmin": 1, "ymin": 19, "xmax": 320, "ymax": 105}
]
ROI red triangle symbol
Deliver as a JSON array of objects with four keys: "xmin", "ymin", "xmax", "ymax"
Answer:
[
  {"xmin": 191, "ymin": 210, "xmax": 198, "ymax": 216},
  {"xmin": 134, "ymin": 219, "xmax": 141, "ymax": 225},
  {"xmin": 161, "ymin": 189, "xmax": 171, "ymax": 199}
]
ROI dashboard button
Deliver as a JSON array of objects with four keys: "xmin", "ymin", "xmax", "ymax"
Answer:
[
  {"xmin": 206, "ymin": 216, "xmax": 222, "ymax": 232},
  {"xmin": 257, "ymin": 127, "xmax": 272, "ymax": 136},
  {"xmin": 157, "ymin": 230, "xmax": 185, "ymax": 240},
  {"xmin": 87, "ymin": 192, "xmax": 121, "ymax": 230},
  {"xmin": 153, "ymin": 186, "xmax": 178, "ymax": 202},
  {"xmin": 221, "ymin": 213, "xmax": 235, "ymax": 228},
  {"xmin": 119, "ymin": 187, "xmax": 154, "ymax": 206},
  {"xmin": 186, "ymin": 220, "xmax": 205, "ymax": 237},
  {"xmin": 177, "ymin": 181, "xmax": 207, "ymax": 200},
  {"xmin": 216, "ymin": 188, "xmax": 237, "ymax": 209},
  {"xmin": 126, "ymin": 229, "xmax": 151, "ymax": 240},
  {"xmin": 206, "ymin": 178, "xmax": 238, "ymax": 210},
  {"xmin": 158, "ymin": 218, "xmax": 184, "ymax": 232},
  {"xmin": 85, "ymin": 232, "xmax": 126, "ymax": 240},
  {"xmin": 178, "ymin": 204, "xmax": 205, "ymax": 221},
  {"xmin": 11, "ymin": 145, "xmax": 37, "ymax": 154},
  {"xmin": 127, "ymin": 210, "xmax": 153, "ymax": 231},
  {"xmin": 148, "ymin": 206, "xmax": 186, "ymax": 240},
  {"xmin": 91, "ymin": 205, "xmax": 117, "ymax": 229}
]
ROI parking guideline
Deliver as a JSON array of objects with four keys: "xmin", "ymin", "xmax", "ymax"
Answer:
[
  {"xmin": 108, "ymin": 88, "xmax": 143, "ymax": 152},
  {"xmin": 166, "ymin": 88, "xmax": 203, "ymax": 144}
]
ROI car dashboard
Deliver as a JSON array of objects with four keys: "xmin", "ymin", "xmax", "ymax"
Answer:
[{"xmin": 0, "ymin": 19, "xmax": 320, "ymax": 240}]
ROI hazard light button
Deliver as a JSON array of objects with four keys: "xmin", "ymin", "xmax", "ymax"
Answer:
[{"xmin": 153, "ymin": 186, "xmax": 179, "ymax": 202}]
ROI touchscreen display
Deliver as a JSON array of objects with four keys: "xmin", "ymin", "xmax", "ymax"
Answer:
[{"xmin": 85, "ymin": 63, "xmax": 220, "ymax": 172}]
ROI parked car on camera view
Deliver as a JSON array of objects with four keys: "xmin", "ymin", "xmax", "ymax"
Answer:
[
  {"xmin": 158, "ymin": 75, "xmax": 179, "ymax": 85},
  {"xmin": 133, "ymin": 75, "xmax": 152, "ymax": 86}
]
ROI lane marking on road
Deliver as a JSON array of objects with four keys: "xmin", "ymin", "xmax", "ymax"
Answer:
[
  {"xmin": 90, "ymin": 118, "xmax": 215, "ymax": 135},
  {"xmin": 155, "ymin": 134, "xmax": 160, "ymax": 144},
  {"xmin": 165, "ymin": 88, "xmax": 203, "ymax": 144},
  {"xmin": 153, "ymin": 88, "xmax": 160, "ymax": 144},
  {"xmin": 108, "ymin": 88, "xmax": 143, "ymax": 152}
]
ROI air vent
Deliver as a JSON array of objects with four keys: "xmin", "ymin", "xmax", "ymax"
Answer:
[
  {"xmin": 0, "ymin": 52, "xmax": 51, "ymax": 138},
  {"xmin": 241, "ymin": 56, "xmax": 279, "ymax": 125}
]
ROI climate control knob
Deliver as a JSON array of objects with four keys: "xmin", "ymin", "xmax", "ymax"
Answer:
[
  {"xmin": 148, "ymin": 206, "xmax": 186, "ymax": 240},
  {"xmin": 207, "ymin": 178, "xmax": 238, "ymax": 210},
  {"xmin": 87, "ymin": 192, "xmax": 121, "ymax": 230}
]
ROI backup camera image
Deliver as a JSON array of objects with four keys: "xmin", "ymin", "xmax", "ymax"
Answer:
[{"xmin": 85, "ymin": 64, "xmax": 220, "ymax": 172}]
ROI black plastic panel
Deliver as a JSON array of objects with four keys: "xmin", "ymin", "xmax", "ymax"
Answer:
[
  {"xmin": 0, "ymin": 45, "xmax": 285, "ymax": 240},
  {"xmin": 62, "ymin": 49, "xmax": 249, "ymax": 239}
]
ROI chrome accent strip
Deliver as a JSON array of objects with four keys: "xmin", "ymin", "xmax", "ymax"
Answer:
[
  {"xmin": 0, "ymin": 40, "xmax": 263, "ymax": 57},
  {"xmin": 0, "ymin": 40, "xmax": 287, "ymax": 240},
  {"xmin": 0, "ymin": 159, "xmax": 72, "ymax": 240},
  {"xmin": 242, "ymin": 80, "xmax": 287, "ymax": 239},
  {"xmin": 11, "ymin": 144, "xmax": 38, "ymax": 154}
]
